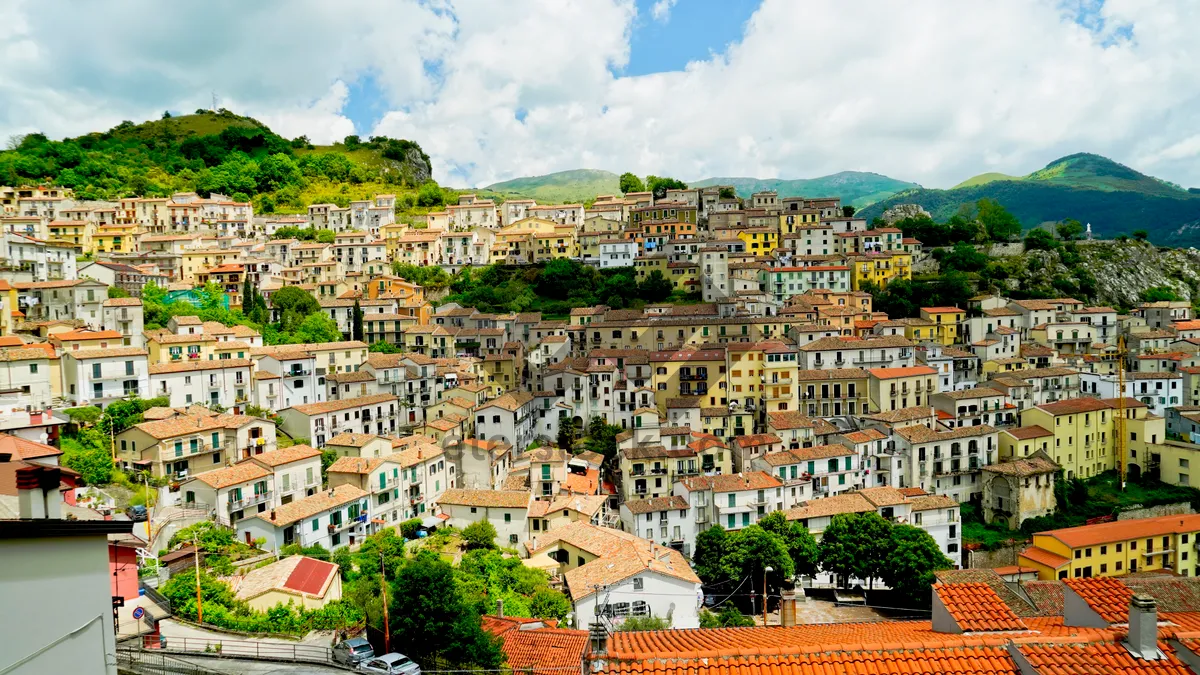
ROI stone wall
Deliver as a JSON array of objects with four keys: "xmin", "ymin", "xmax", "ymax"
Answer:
[
  {"xmin": 1118, "ymin": 502, "xmax": 1194, "ymax": 521},
  {"xmin": 966, "ymin": 543, "xmax": 1027, "ymax": 570}
]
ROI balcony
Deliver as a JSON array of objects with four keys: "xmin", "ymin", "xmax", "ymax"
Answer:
[
  {"xmin": 649, "ymin": 467, "xmax": 668, "ymax": 475},
  {"xmin": 679, "ymin": 372, "xmax": 708, "ymax": 381},
  {"xmin": 694, "ymin": 511, "xmax": 709, "ymax": 523},
  {"xmin": 287, "ymin": 369, "xmax": 313, "ymax": 378},
  {"xmin": 93, "ymin": 369, "xmax": 140, "ymax": 382},
  {"xmin": 228, "ymin": 490, "xmax": 272, "ymax": 512}
]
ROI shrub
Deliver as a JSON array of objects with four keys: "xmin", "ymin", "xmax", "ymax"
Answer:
[{"xmin": 462, "ymin": 521, "xmax": 498, "ymax": 550}]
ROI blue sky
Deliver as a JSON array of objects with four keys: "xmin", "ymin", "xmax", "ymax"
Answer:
[{"xmin": 339, "ymin": 0, "xmax": 763, "ymax": 137}]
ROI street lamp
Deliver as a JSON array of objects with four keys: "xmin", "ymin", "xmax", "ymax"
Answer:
[{"xmin": 763, "ymin": 566, "xmax": 773, "ymax": 625}]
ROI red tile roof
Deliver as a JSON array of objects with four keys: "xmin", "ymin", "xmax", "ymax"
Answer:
[
  {"xmin": 1063, "ymin": 577, "xmax": 1133, "ymax": 623},
  {"xmin": 283, "ymin": 556, "xmax": 339, "ymax": 596},
  {"xmin": 1019, "ymin": 546, "xmax": 1071, "ymax": 570},
  {"xmin": 934, "ymin": 582, "xmax": 1027, "ymax": 632},
  {"xmin": 1038, "ymin": 514, "xmax": 1200, "ymax": 549},
  {"xmin": 1019, "ymin": 642, "xmax": 1193, "ymax": 675},
  {"xmin": 481, "ymin": 616, "xmax": 589, "ymax": 675}
]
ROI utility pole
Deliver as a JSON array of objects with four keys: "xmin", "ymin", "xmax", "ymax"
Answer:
[
  {"xmin": 763, "ymin": 566, "xmax": 773, "ymax": 625},
  {"xmin": 380, "ymin": 550, "xmax": 391, "ymax": 653},
  {"xmin": 144, "ymin": 472, "xmax": 153, "ymax": 545},
  {"xmin": 193, "ymin": 534, "xmax": 203, "ymax": 623}
]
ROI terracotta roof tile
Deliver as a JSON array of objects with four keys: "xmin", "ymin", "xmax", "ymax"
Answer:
[
  {"xmin": 438, "ymin": 488, "xmax": 530, "ymax": 509},
  {"xmin": 934, "ymin": 582, "xmax": 1027, "ymax": 632},
  {"xmin": 1039, "ymin": 514, "xmax": 1200, "ymax": 549},
  {"xmin": 288, "ymin": 393, "xmax": 396, "ymax": 416},
  {"xmin": 187, "ymin": 461, "xmax": 271, "ymax": 489},
  {"xmin": 1062, "ymin": 577, "xmax": 1133, "ymax": 623},
  {"xmin": 254, "ymin": 484, "xmax": 366, "ymax": 527}
]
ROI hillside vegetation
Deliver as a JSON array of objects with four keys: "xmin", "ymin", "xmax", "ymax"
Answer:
[
  {"xmin": 0, "ymin": 110, "xmax": 437, "ymax": 215},
  {"xmin": 483, "ymin": 169, "xmax": 621, "ymax": 204},
  {"xmin": 691, "ymin": 171, "xmax": 920, "ymax": 209},
  {"xmin": 861, "ymin": 153, "xmax": 1200, "ymax": 245}
]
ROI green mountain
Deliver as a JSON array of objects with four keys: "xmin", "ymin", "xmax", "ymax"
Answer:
[
  {"xmin": 858, "ymin": 153, "xmax": 1200, "ymax": 246},
  {"xmin": 691, "ymin": 172, "xmax": 920, "ymax": 209},
  {"xmin": 483, "ymin": 169, "xmax": 621, "ymax": 204},
  {"xmin": 953, "ymin": 172, "xmax": 1021, "ymax": 189},
  {"xmin": 0, "ymin": 110, "xmax": 432, "ymax": 212}
]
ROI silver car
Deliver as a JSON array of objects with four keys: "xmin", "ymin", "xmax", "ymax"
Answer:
[
  {"xmin": 333, "ymin": 637, "xmax": 375, "ymax": 666},
  {"xmin": 358, "ymin": 653, "xmax": 421, "ymax": 675}
]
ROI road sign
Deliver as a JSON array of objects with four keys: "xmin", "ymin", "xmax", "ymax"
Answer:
[{"xmin": 132, "ymin": 607, "xmax": 145, "ymax": 620}]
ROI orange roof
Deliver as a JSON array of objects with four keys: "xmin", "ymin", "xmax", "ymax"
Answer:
[
  {"xmin": 50, "ymin": 329, "xmax": 123, "ymax": 342},
  {"xmin": 1063, "ymin": 577, "xmax": 1133, "ymax": 623},
  {"xmin": 934, "ymin": 583, "xmax": 1027, "ymax": 632},
  {"xmin": 1018, "ymin": 546, "xmax": 1071, "ymax": 570},
  {"xmin": 869, "ymin": 365, "xmax": 937, "ymax": 379},
  {"xmin": 562, "ymin": 468, "xmax": 599, "ymax": 495},
  {"xmin": 481, "ymin": 617, "xmax": 588, "ymax": 675},
  {"xmin": 1005, "ymin": 425, "xmax": 1053, "ymax": 440},
  {"xmin": 0, "ymin": 434, "xmax": 61, "ymax": 460},
  {"xmin": 1038, "ymin": 514, "xmax": 1200, "ymax": 549},
  {"xmin": 1021, "ymin": 642, "xmax": 1194, "ymax": 674}
]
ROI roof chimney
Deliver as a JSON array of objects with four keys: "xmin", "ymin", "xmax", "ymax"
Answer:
[
  {"xmin": 496, "ymin": 599, "xmax": 504, "ymax": 618},
  {"xmin": 1126, "ymin": 595, "xmax": 1163, "ymax": 660},
  {"xmin": 17, "ymin": 465, "xmax": 61, "ymax": 519}
]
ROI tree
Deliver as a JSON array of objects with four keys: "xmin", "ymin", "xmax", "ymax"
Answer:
[
  {"xmin": 639, "ymin": 270, "xmax": 674, "ymax": 303},
  {"xmin": 556, "ymin": 416, "xmax": 582, "ymax": 451},
  {"xmin": 107, "ymin": 286, "xmax": 130, "ymax": 299},
  {"xmin": 882, "ymin": 525, "xmax": 953, "ymax": 606},
  {"xmin": 758, "ymin": 512, "xmax": 819, "ymax": 578},
  {"xmin": 61, "ymin": 439, "xmax": 113, "ymax": 485},
  {"xmin": 718, "ymin": 186, "xmax": 737, "ymax": 200},
  {"xmin": 63, "ymin": 406, "xmax": 102, "ymax": 426},
  {"xmin": 616, "ymin": 616, "xmax": 671, "ymax": 631},
  {"xmin": 462, "ymin": 521, "xmax": 498, "ymax": 550},
  {"xmin": 818, "ymin": 512, "xmax": 892, "ymax": 588},
  {"xmin": 161, "ymin": 110, "xmax": 172, "ymax": 119},
  {"xmin": 842, "ymin": 205, "xmax": 856, "ymax": 217},
  {"xmin": 1133, "ymin": 229, "xmax": 1149, "ymax": 242},
  {"xmin": 1140, "ymin": 286, "xmax": 1182, "ymax": 303},
  {"xmin": 528, "ymin": 588, "xmax": 572, "ymax": 621},
  {"xmin": 293, "ymin": 313, "xmax": 342, "ymax": 344},
  {"xmin": 1023, "ymin": 229, "xmax": 1059, "ymax": 252},
  {"xmin": 583, "ymin": 416, "xmax": 621, "ymax": 464},
  {"xmin": 1055, "ymin": 219, "xmax": 1084, "ymax": 241},
  {"xmin": 699, "ymin": 605, "xmax": 756, "ymax": 628},
  {"xmin": 976, "ymin": 198, "xmax": 1021, "ymax": 242},
  {"xmin": 99, "ymin": 397, "xmax": 150, "ymax": 436},
  {"xmin": 619, "ymin": 172, "xmax": 645, "ymax": 194},
  {"xmin": 723, "ymin": 524, "xmax": 794, "ymax": 592},
  {"xmin": 417, "ymin": 181, "xmax": 444, "ymax": 207},
  {"xmin": 315, "ymin": 229, "xmax": 335, "ymax": 244},
  {"xmin": 351, "ymin": 300, "xmax": 364, "ymax": 342},
  {"xmin": 938, "ymin": 242, "xmax": 988, "ymax": 274},
  {"xmin": 390, "ymin": 555, "xmax": 503, "ymax": 667},
  {"xmin": 271, "ymin": 285, "xmax": 321, "ymax": 328},
  {"xmin": 645, "ymin": 175, "xmax": 687, "ymax": 199},
  {"xmin": 691, "ymin": 525, "xmax": 729, "ymax": 585},
  {"xmin": 370, "ymin": 340, "xmax": 401, "ymax": 353}
]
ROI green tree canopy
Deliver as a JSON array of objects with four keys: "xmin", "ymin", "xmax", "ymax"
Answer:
[
  {"xmin": 976, "ymin": 198, "xmax": 1022, "ymax": 242},
  {"xmin": 639, "ymin": 270, "xmax": 674, "ymax": 303},
  {"xmin": 646, "ymin": 175, "xmax": 688, "ymax": 199},
  {"xmin": 1055, "ymin": 219, "xmax": 1085, "ymax": 241},
  {"xmin": 462, "ymin": 521, "xmax": 498, "ymax": 550},
  {"xmin": 390, "ymin": 554, "xmax": 503, "ymax": 668},
  {"xmin": 882, "ymin": 525, "xmax": 953, "ymax": 605},
  {"xmin": 619, "ymin": 172, "xmax": 645, "ymax": 194},
  {"xmin": 818, "ymin": 512, "xmax": 893, "ymax": 587},
  {"xmin": 1023, "ymin": 228, "xmax": 1059, "ymax": 252}
]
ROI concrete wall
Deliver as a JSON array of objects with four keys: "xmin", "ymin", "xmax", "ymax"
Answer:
[
  {"xmin": 1118, "ymin": 502, "xmax": 1193, "ymax": 521},
  {"xmin": 0, "ymin": 535, "xmax": 118, "ymax": 675}
]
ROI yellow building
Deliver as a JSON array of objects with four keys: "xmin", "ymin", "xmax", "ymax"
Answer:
[
  {"xmin": 920, "ymin": 307, "xmax": 965, "ymax": 345},
  {"xmin": 650, "ymin": 348, "xmax": 729, "ymax": 417},
  {"xmin": 47, "ymin": 220, "xmax": 93, "ymax": 250},
  {"xmin": 92, "ymin": 223, "xmax": 137, "ymax": 254},
  {"xmin": 849, "ymin": 251, "xmax": 912, "ymax": 291},
  {"xmin": 998, "ymin": 425, "xmax": 1054, "ymax": 461},
  {"xmin": 867, "ymin": 365, "xmax": 937, "ymax": 412},
  {"xmin": 531, "ymin": 225, "xmax": 578, "ymax": 262},
  {"xmin": 1019, "ymin": 513, "xmax": 1200, "ymax": 580},
  {"xmin": 666, "ymin": 261, "xmax": 699, "ymax": 292},
  {"xmin": 633, "ymin": 254, "xmax": 668, "ymax": 282},
  {"xmin": 1016, "ymin": 397, "xmax": 1164, "ymax": 481},
  {"xmin": 737, "ymin": 227, "xmax": 778, "ymax": 254},
  {"xmin": 797, "ymin": 368, "xmax": 869, "ymax": 417}
]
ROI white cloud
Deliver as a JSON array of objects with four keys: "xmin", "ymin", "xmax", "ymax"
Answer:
[
  {"xmin": 5, "ymin": 0, "xmax": 1200, "ymax": 190},
  {"xmin": 651, "ymin": 0, "xmax": 678, "ymax": 22}
]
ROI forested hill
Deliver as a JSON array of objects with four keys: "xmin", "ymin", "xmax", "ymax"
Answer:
[
  {"xmin": 859, "ymin": 153, "xmax": 1200, "ymax": 246},
  {"xmin": 0, "ymin": 110, "xmax": 433, "ymax": 213}
]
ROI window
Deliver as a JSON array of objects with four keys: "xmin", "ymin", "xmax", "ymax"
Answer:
[
  {"xmin": 504, "ymin": 513, "xmax": 511, "ymax": 522},
  {"xmin": 312, "ymin": 519, "xmax": 319, "ymax": 531},
  {"xmin": 632, "ymin": 578, "xmax": 644, "ymax": 591},
  {"xmin": 29, "ymin": 363, "xmax": 37, "ymax": 374}
]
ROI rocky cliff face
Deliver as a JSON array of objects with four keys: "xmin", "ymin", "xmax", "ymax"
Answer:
[{"xmin": 1010, "ymin": 241, "xmax": 1200, "ymax": 308}]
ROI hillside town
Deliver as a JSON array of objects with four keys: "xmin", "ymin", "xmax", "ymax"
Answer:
[{"xmin": 9, "ymin": 182, "xmax": 1200, "ymax": 675}]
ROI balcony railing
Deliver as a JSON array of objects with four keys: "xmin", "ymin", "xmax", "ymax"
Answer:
[{"xmin": 228, "ymin": 490, "xmax": 272, "ymax": 512}]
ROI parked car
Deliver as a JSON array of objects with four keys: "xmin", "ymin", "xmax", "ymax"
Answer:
[
  {"xmin": 332, "ymin": 637, "xmax": 375, "ymax": 666},
  {"xmin": 358, "ymin": 653, "xmax": 421, "ymax": 675},
  {"xmin": 125, "ymin": 505, "xmax": 148, "ymax": 522}
]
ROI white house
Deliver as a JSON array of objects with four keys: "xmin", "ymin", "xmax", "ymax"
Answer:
[
  {"xmin": 277, "ymin": 393, "xmax": 400, "ymax": 447},
  {"xmin": 599, "ymin": 239, "xmax": 637, "ymax": 269},
  {"xmin": 0, "ymin": 347, "xmax": 53, "ymax": 409},
  {"xmin": 675, "ymin": 471, "xmax": 790, "ymax": 534},
  {"xmin": 524, "ymin": 521, "xmax": 702, "ymax": 629},
  {"xmin": 473, "ymin": 391, "xmax": 538, "ymax": 450},
  {"xmin": 256, "ymin": 353, "xmax": 322, "ymax": 409},
  {"xmin": 3, "ymin": 232, "xmax": 77, "ymax": 281},
  {"xmin": 61, "ymin": 347, "xmax": 149, "ymax": 407},
  {"xmin": 148, "ymin": 359, "xmax": 253, "ymax": 412},
  {"xmin": 436, "ymin": 488, "xmax": 531, "ymax": 548},
  {"xmin": 754, "ymin": 444, "xmax": 858, "ymax": 500},
  {"xmin": 236, "ymin": 484, "xmax": 370, "ymax": 552},
  {"xmin": 884, "ymin": 424, "xmax": 998, "ymax": 503},
  {"xmin": 100, "ymin": 297, "xmax": 145, "ymax": 348},
  {"xmin": 619, "ymin": 495, "xmax": 693, "ymax": 555},
  {"xmin": 15, "ymin": 278, "xmax": 107, "ymax": 326},
  {"xmin": 1080, "ymin": 371, "xmax": 1182, "ymax": 417}
]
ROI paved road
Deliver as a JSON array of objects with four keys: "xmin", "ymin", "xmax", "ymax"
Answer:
[
  {"xmin": 158, "ymin": 617, "xmax": 337, "ymax": 647},
  {"xmin": 121, "ymin": 652, "xmax": 352, "ymax": 674}
]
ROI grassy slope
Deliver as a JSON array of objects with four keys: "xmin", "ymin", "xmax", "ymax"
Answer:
[
  {"xmin": 859, "ymin": 153, "xmax": 1200, "ymax": 245},
  {"xmin": 690, "ymin": 171, "xmax": 920, "ymax": 209},
  {"xmin": 952, "ymin": 172, "xmax": 1021, "ymax": 189},
  {"xmin": 483, "ymin": 169, "xmax": 621, "ymax": 204}
]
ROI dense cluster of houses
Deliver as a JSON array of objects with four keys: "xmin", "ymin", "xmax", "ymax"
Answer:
[{"xmin": 7, "ymin": 182, "xmax": 1200, "ymax": 641}]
